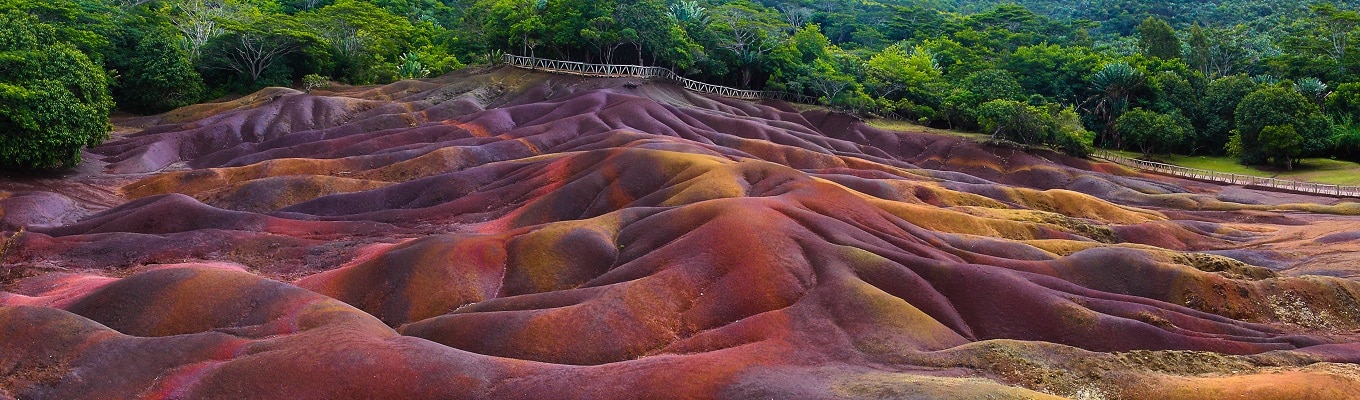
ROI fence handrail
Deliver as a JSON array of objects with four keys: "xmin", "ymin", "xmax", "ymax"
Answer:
[
  {"xmin": 502, "ymin": 54, "xmax": 819, "ymax": 104},
  {"xmin": 1092, "ymin": 150, "xmax": 1360, "ymax": 198}
]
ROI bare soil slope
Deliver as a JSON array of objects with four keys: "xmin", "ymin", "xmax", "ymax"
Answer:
[{"xmin": 2, "ymin": 67, "xmax": 1359, "ymax": 399}]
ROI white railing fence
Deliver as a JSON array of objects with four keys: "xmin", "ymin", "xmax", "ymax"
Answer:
[
  {"xmin": 1093, "ymin": 150, "xmax": 1360, "ymax": 197},
  {"xmin": 502, "ymin": 54, "xmax": 818, "ymax": 104}
]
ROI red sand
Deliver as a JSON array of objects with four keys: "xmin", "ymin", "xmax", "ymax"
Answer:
[{"xmin": 2, "ymin": 67, "xmax": 1359, "ymax": 399}]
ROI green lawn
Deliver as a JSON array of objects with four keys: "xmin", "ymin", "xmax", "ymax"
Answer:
[
  {"xmin": 1108, "ymin": 150, "xmax": 1360, "ymax": 186},
  {"xmin": 866, "ymin": 118, "xmax": 1360, "ymax": 186}
]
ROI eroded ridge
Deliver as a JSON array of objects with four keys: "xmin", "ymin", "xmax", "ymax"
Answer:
[{"xmin": 3, "ymin": 67, "xmax": 1360, "ymax": 399}]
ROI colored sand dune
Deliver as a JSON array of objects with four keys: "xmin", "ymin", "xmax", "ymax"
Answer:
[{"xmin": 3, "ymin": 67, "xmax": 1360, "ymax": 399}]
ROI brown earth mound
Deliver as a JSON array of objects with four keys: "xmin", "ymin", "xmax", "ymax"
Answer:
[{"xmin": 3, "ymin": 66, "xmax": 1360, "ymax": 399}]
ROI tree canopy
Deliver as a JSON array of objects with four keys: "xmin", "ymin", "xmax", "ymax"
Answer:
[
  {"xmin": 5, "ymin": 0, "xmax": 1360, "ymax": 169},
  {"xmin": 0, "ymin": 11, "xmax": 113, "ymax": 170}
]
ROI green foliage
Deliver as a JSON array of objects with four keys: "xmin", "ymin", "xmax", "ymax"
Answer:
[
  {"xmin": 1200, "ymin": 74, "xmax": 1258, "ymax": 152},
  {"xmin": 1294, "ymin": 77, "xmax": 1331, "ymax": 108},
  {"xmin": 1115, "ymin": 108, "xmax": 1187, "ymax": 157},
  {"xmin": 1233, "ymin": 86, "xmax": 1333, "ymax": 164},
  {"xmin": 0, "ymin": 11, "xmax": 113, "ymax": 170},
  {"xmin": 1259, "ymin": 124, "xmax": 1303, "ymax": 169},
  {"xmin": 1084, "ymin": 61, "xmax": 1146, "ymax": 145},
  {"xmin": 976, "ymin": 100, "xmax": 1093, "ymax": 155},
  {"xmin": 204, "ymin": 5, "xmax": 321, "ymax": 87},
  {"xmin": 963, "ymin": 69, "xmax": 1024, "ymax": 105},
  {"xmin": 1050, "ymin": 105, "xmax": 1096, "ymax": 156},
  {"xmin": 7, "ymin": 0, "xmax": 1360, "ymax": 172},
  {"xmin": 1331, "ymin": 118, "xmax": 1360, "ymax": 160},
  {"xmin": 302, "ymin": 73, "xmax": 329, "ymax": 93},
  {"xmin": 866, "ymin": 43, "xmax": 946, "ymax": 120},
  {"xmin": 0, "ymin": 0, "xmax": 121, "ymax": 60},
  {"xmin": 978, "ymin": 99, "xmax": 1051, "ymax": 145},
  {"xmin": 300, "ymin": 0, "xmax": 414, "ymax": 83},
  {"xmin": 1001, "ymin": 43, "xmax": 1102, "ymax": 103},
  {"xmin": 396, "ymin": 51, "xmax": 430, "ymax": 79},
  {"xmin": 1136, "ymin": 16, "xmax": 1180, "ymax": 60},
  {"xmin": 1187, "ymin": 23, "xmax": 1210, "ymax": 76},
  {"xmin": 116, "ymin": 27, "xmax": 204, "ymax": 114},
  {"xmin": 1328, "ymin": 82, "xmax": 1360, "ymax": 121}
]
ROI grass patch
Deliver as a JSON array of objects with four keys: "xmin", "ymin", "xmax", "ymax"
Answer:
[
  {"xmin": 1109, "ymin": 150, "xmax": 1360, "ymax": 185},
  {"xmin": 868, "ymin": 118, "xmax": 1360, "ymax": 186},
  {"xmin": 866, "ymin": 118, "xmax": 993, "ymax": 141}
]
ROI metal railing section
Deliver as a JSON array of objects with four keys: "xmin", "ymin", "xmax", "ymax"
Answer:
[
  {"xmin": 503, "ymin": 54, "xmax": 818, "ymax": 104},
  {"xmin": 1093, "ymin": 150, "xmax": 1360, "ymax": 197}
]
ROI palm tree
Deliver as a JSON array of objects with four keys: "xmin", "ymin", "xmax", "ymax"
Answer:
[
  {"xmin": 1295, "ymin": 77, "xmax": 1331, "ymax": 110},
  {"xmin": 1082, "ymin": 62, "xmax": 1145, "ymax": 148}
]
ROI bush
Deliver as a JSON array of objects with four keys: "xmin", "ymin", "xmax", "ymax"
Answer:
[
  {"xmin": 976, "ymin": 100, "xmax": 1094, "ymax": 156},
  {"xmin": 1331, "ymin": 119, "xmax": 1360, "ymax": 160},
  {"xmin": 302, "ymin": 74, "xmax": 330, "ymax": 93},
  {"xmin": 977, "ymin": 99, "xmax": 1051, "ymax": 145},
  {"xmin": 0, "ymin": 12, "xmax": 113, "ymax": 170},
  {"xmin": 1233, "ymin": 86, "xmax": 1332, "ymax": 165},
  {"xmin": 1259, "ymin": 124, "xmax": 1302, "ymax": 169},
  {"xmin": 1115, "ymin": 108, "xmax": 1187, "ymax": 157},
  {"xmin": 1051, "ymin": 105, "xmax": 1095, "ymax": 157},
  {"xmin": 396, "ymin": 52, "xmax": 431, "ymax": 79},
  {"xmin": 115, "ymin": 28, "xmax": 204, "ymax": 114}
]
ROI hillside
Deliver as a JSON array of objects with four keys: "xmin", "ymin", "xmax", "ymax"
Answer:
[{"xmin": 2, "ymin": 68, "xmax": 1360, "ymax": 399}]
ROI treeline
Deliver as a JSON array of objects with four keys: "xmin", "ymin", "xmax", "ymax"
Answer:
[
  {"xmin": 456, "ymin": 0, "xmax": 1360, "ymax": 168},
  {"xmin": 4, "ymin": 0, "xmax": 1360, "ymax": 170},
  {"xmin": 2, "ymin": 0, "xmax": 464, "ymax": 114}
]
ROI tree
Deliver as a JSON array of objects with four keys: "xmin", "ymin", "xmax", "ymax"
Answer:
[
  {"xmin": 1187, "ymin": 22, "xmax": 1210, "ymax": 76},
  {"xmin": 301, "ymin": 0, "xmax": 414, "ymax": 83},
  {"xmin": 974, "ymin": 100, "xmax": 1093, "ymax": 156},
  {"xmin": 206, "ymin": 7, "xmax": 318, "ymax": 85},
  {"xmin": 1083, "ymin": 62, "xmax": 1146, "ymax": 146},
  {"xmin": 711, "ymin": 1, "xmax": 784, "ymax": 88},
  {"xmin": 1310, "ymin": 3, "xmax": 1359, "ymax": 73},
  {"xmin": 1001, "ymin": 43, "xmax": 1103, "ymax": 103},
  {"xmin": 866, "ymin": 43, "xmax": 945, "ymax": 119},
  {"xmin": 1294, "ymin": 77, "xmax": 1331, "ymax": 109},
  {"xmin": 1203, "ymin": 75, "xmax": 1258, "ymax": 151},
  {"xmin": 1144, "ymin": 70, "xmax": 1205, "ymax": 153},
  {"xmin": 1259, "ymin": 124, "xmax": 1303, "ymax": 169},
  {"xmin": 963, "ymin": 69, "xmax": 1024, "ymax": 105},
  {"xmin": 776, "ymin": 4, "xmax": 813, "ymax": 33},
  {"xmin": 977, "ymin": 99, "xmax": 1051, "ymax": 145},
  {"xmin": 617, "ymin": 0, "xmax": 695, "ymax": 68},
  {"xmin": 1327, "ymin": 82, "xmax": 1360, "ymax": 121},
  {"xmin": 1115, "ymin": 108, "xmax": 1187, "ymax": 157},
  {"xmin": 1197, "ymin": 24, "xmax": 1264, "ymax": 78},
  {"xmin": 0, "ymin": 0, "xmax": 122, "ymax": 60},
  {"xmin": 1231, "ymin": 86, "xmax": 1333, "ymax": 165},
  {"xmin": 1050, "ymin": 105, "xmax": 1095, "ymax": 156},
  {"xmin": 116, "ymin": 27, "xmax": 205, "ymax": 113},
  {"xmin": 0, "ymin": 12, "xmax": 113, "ymax": 170},
  {"xmin": 479, "ymin": 0, "xmax": 547, "ymax": 58},
  {"xmin": 169, "ymin": 0, "xmax": 231, "ymax": 62},
  {"xmin": 1136, "ymin": 16, "xmax": 1180, "ymax": 60}
]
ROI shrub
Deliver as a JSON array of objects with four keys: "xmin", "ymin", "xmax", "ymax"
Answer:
[
  {"xmin": 1115, "ymin": 108, "xmax": 1187, "ymax": 157},
  {"xmin": 115, "ymin": 28, "xmax": 204, "ymax": 114},
  {"xmin": 1233, "ymin": 86, "xmax": 1332, "ymax": 165},
  {"xmin": 1259, "ymin": 124, "xmax": 1302, "ymax": 169},
  {"xmin": 302, "ymin": 74, "xmax": 330, "ymax": 93},
  {"xmin": 0, "ymin": 12, "xmax": 113, "ymax": 170}
]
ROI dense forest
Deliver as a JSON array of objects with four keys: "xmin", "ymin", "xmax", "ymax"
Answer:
[{"xmin": 4, "ymin": 0, "xmax": 1360, "ymax": 170}]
